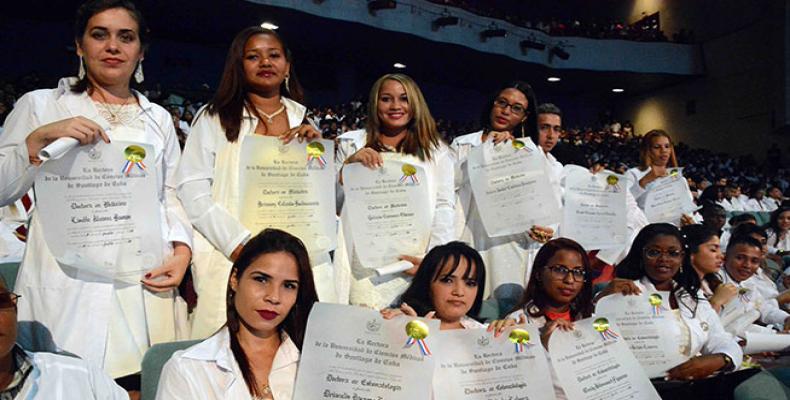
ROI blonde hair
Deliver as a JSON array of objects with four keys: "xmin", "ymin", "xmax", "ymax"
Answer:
[
  {"xmin": 365, "ymin": 74, "xmax": 441, "ymax": 161},
  {"xmin": 639, "ymin": 129, "xmax": 678, "ymax": 170}
]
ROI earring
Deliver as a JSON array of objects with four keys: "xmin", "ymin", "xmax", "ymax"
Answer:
[
  {"xmin": 284, "ymin": 74, "xmax": 290, "ymax": 93},
  {"xmin": 78, "ymin": 56, "xmax": 86, "ymax": 80},
  {"xmin": 134, "ymin": 60, "xmax": 144, "ymax": 83}
]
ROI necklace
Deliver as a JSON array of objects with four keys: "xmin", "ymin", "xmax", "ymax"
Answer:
[
  {"xmin": 255, "ymin": 104, "xmax": 285, "ymax": 124},
  {"xmin": 94, "ymin": 89, "xmax": 134, "ymax": 124},
  {"xmin": 252, "ymin": 383, "xmax": 273, "ymax": 400}
]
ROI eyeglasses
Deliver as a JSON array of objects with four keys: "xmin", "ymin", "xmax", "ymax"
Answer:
[
  {"xmin": 493, "ymin": 98, "xmax": 527, "ymax": 116},
  {"xmin": 0, "ymin": 292, "xmax": 20, "ymax": 310},
  {"xmin": 546, "ymin": 265, "xmax": 586, "ymax": 282},
  {"xmin": 643, "ymin": 248, "xmax": 685, "ymax": 260}
]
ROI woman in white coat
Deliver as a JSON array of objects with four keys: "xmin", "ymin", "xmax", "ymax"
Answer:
[
  {"xmin": 334, "ymin": 73, "xmax": 455, "ymax": 309},
  {"xmin": 598, "ymin": 223, "xmax": 750, "ymax": 397},
  {"xmin": 174, "ymin": 26, "xmax": 325, "ymax": 340},
  {"xmin": 0, "ymin": 0, "xmax": 192, "ymax": 386},
  {"xmin": 450, "ymin": 81, "xmax": 555, "ymax": 316},
  {"xmin": 156, "ymin": 229, "xmax": 319, "ymax": 400}
]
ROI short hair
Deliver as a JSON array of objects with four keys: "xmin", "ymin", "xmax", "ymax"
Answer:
[
  {"xmin": 726, "ymin": 234, "xmax": 763, "ymax": 253},
  {"xmin": 537, "ymin": 103, "xmax": 562, "ymax": 118},
  {"xmin": 728, "ymin": 213, "xmax": 757, "ymax": 227}
]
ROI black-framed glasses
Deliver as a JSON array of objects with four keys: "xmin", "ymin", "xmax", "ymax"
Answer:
[
  {"xmin": 493, "ymin": 98, "xmax": 527, "ymax": 116},
  {"xmin": 643, "ymin": 248, "xmax": 684, "ymax": 260},
  {"xmin": 0, "ymin": 292, "xmax": 20, "ymax": 310},
  {"xmin": 546, "ymin": 265, "xmax": 586, "ymax": 282}
]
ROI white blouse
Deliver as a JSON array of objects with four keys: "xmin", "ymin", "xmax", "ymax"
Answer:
[{"xmin": 156, "ymin": 327, "xmax": 299, "ymax": 400}]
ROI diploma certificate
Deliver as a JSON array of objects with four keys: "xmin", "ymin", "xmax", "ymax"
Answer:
[
  {"xmin": 432, "ymin": 325, "xmax": 556, "ymax": 400},
  {"xmin": 34, "ymin": 137, "xmax": 163, "ymax": 282},
  {"xmin": 294, "ymin": 303, "xmax": 438, "ymax": 400},
  {"xmin": 549, "ymin": 317, "xmax": 660, "ymax": 400},
  {"xmin": 640, "ymin": 168, "xmax": 696, "ymax": 225},
  {"xmin": 595, "ymin": 293, "xmax": 689, "ymax": 378},
  {"xmin": 467, "ymin": 138, "xmax": 561, "ymax": 237},
  {"xmin": 561, "ymin": 169, "xmax": 627, "ymax": 250},
  {"xmin": 238, "ymin": 136, "xmax": 336, "ymax": 253},
  {"xmin": 342, "ymin": 155, "xmax": 431, "ymax": 269}
]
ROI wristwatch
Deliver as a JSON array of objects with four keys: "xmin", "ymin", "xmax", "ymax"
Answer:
[{"xmin": 720, "ymin": 353, "xmax": 735, "ymax": 372}]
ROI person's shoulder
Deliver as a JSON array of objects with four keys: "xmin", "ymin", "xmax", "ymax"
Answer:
[
  {"xmin": 337, "ymin": 128, "xmax": 366, "ymax": 141},
  {"xmin": 450, "ymin": 130, "xmax": 483, "ymax": 147},
  {"xmin": 30, "ymin": 351, "xmax": 94, "ymax": 373}
]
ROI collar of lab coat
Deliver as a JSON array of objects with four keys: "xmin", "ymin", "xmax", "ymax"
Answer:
[
  {"xmin": 181, "ymin": 327, "xmax": 299, "ymax": 374},
  {"xmin": 52, "ymin": 77, "xmax": 158, "ymax": 136},
  {"xmin": 451, "ymin": 130, "xmax": 484, "ymax": 147},
  {"xmin": 240, "ymin": 97, "xmax": 306, "ymax": 129}
]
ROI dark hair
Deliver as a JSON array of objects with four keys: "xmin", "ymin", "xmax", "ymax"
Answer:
[
  {"xmin": 536, "ymin": 102, "xmax": 562, "ymax": 118},
  {"xmin": 399, "ymin": 241, "xmax": 486, "ymax": 318},
  {"xmin": 226, "ymin": 229, "xmax": 318, "ymax": 397},
  {"xmin": 71, "ymin": 0, "xmax": 149, "ymax": 93},
  {"xmin": 731, "ymin": 223, "xmax": 768, "ymax": 242},
  {"xmin": 726, "ymin": 233, "xmax": 764, "ymax": 254},
  {"xmin": 728, "ymin": 213, "xmax": 757, "ymax": 227},
  {"xmin": 616, "ymin": 223, "xmax": 701, "ymax": 315},
  {"xmin": 698, "ymin": 184, "xmax": 724, "ymax": 206},
  {"xmin": 479, "ymin": 81, "xmax": 539, "ymax": 142},
  {"xmin": 204, "ymin": 26, "xmax": 304, "ymax": 142},
  {"xmin": 511, "ymin": 238, "xmax": 593, "ymax": 320},
  {"xmin": 766, "ymin": 206, "xmax": 790, "ymax": 247},
  {"xmin": 680, "ymin": 224, "xmax": 720, "ymax": 289}
]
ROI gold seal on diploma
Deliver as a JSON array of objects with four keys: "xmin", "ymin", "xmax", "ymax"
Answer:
[
  {"xmin": 649, "ymin": 293, "xmax": 663, "ymax": 306},
  {"xmin": 307, "ymin": 141, "xmax": 325, "ymax": 156},
  {"xmin": 669, "ymin": 168, "xmax": 679, "ymax": 176},
  {"xmin": 405, "ymin": 320, "xmax": 430, "ymax": 339},
  {"xmin": 402, "ymin": 164, "xmax": 417, "ymax": 177},
  {"xmin": 593, "ymin": 317, "xmax": 610, "ymax": 333},
  {"xmin": 509, "ymin": 329, "xmax": 530, "ymax": 344},
  {"xmin": 512, "ymin": 139, "xmax": 525, "ymax": 150},
  {"xmin": 124, "ymin": 145, "xmax": 146, "ymax": 163},
  {"xmin": 606, "ymin": 175, "xmax": 619, "ymax": 185}
]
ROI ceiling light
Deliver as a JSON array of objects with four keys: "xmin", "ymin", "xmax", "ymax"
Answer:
[
  {"xmin": 612, "ymin": 88, "xmax": 625, "ymax": 93},
  {"xmin": 547, "ymin": 77, "xmax": 561, "ymax": 82},
  {"xmin": 260, "ymin": 22, "xmax": 279, "ymax": 30},
  {"xmin": 393, "ymin": 63, "xmax": 406, "ymax": 69}
]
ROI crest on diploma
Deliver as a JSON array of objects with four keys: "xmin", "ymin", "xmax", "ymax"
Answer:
[
  {"xmin": 306, "ymin": 142, "xmax": 327, "ymax": 170},
  {"xmin": 606, "ymin": 174, "xmax": 622, "ymax": 192},
  {"xmin": 476, "ymin": 336, "xmax": 491, "ymax": 348},
  {"xmin": 365, "ymin": 318, "xmax": 382, "ymax": 333},
  {"xmin": 593, "ymin": 317, "xmax": 620, "ymax": 341},
  {"xmin": 399, "ymin": 164, "xmax": 420, "ymax": 185},
  {"xmin": 121, "ymin": 145, "xmax": 147, "ymax": 177}
]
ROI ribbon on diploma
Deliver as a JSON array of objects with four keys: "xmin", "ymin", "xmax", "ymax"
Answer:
[
  {"xmin": 512, "ymin": 139, "xmax": 532, "ymax": 153},
  {"xmin": 738, "ymin": 288, "xmax": 751, "ymax": 303},
  {"xmin": 400, "ymin": 164, "xmax": 419, "ymax": 185},
  {"xmin": 121, "ymin": 145, "xmax": 147, "ymax": 176},
  {"xmin": 404, "ymin": 320, "xmax": 431, "ymax": 356},
  {"xmin": 306, "ymin": 142, "xmax": 327, "ymax": 169},
  {"xmin": 509, "ymin": 328, "xmax": 531, "ymax": 353},
  {"xmin": 649, "ymin": 293, "xmax": 663, "ymax": 316},
  {"xmin": 606, "ymin": 175, "xmax": 622, "ymax": 192},
  {"xmin": 593, "ymin": 317, "xmax": 619, "ymax": 341}
]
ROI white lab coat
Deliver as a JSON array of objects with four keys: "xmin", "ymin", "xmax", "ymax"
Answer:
[
  {"xmin": 450, "ymin": 131, "xmax": 547, "ymax": 314},
  {"xmin": 719, "ymin": 270, "xmax": 790, "ymax": 329},
  {"xmin": 334, "ymin": 129, "xmax": 455, "ymax": 309},
  {"xmin": 767, "ymin": 228, "xmax": 789, "ymax": 252},
  {"xmin": 156, "ymin": 327, "xmax": 298, "ymax": 400},
  {"xmin": 0, "ymin": 192, "xmax": 31, "ymax": 264},
  {"xmin": 175, "ymin": 99, "xmax": 343, "ymax": 339},
  {"xmin": 625, "ymin": 167, "xmax": 650, "ymax": 200},
  {"xmin": 15, "ymin": 350, "xmax": 129, "ymax": 400},
  {"xmin": 0, "ymin": 78, "xmax": 192, "ymax": 377}
]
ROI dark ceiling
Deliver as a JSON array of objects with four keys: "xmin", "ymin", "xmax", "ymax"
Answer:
[{"xmin": 4, "ymin": 0, "xmax": 694, "ymax": 117}]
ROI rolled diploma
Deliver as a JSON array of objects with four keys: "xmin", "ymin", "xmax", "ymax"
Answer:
[
  {"xmin": 375, "ymin": 260, "xmax": 414, "ymax": 276},
  {"xmin": 39, "ymin": 137, "xmax": 80, "ymax": 161},
  {"xmin": 743, "ymin": 331, "xmax": 790, "ymax": 354}
]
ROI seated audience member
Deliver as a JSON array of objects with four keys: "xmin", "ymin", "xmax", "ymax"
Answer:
[
  {"xmin": 701, "ymin": 204, "xmax": 727, "ymax": 236},
  {"xmin": 719, "ymin": 212, "xmax": 757, "ymax": 250},
  {"xmin": 156, "ymin": 229, "xmax": 319, "ymax": 400},
  {"xmin": 0, "ymin": 278, "xmax": 127, "ymax": 399},
  {"xmin": 381, "ymin": 241, "xmax": 486, "ymax": 329},
  {"xmin": 765, "ymin": 206, "xmax": 790, "ymax": 254}
]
